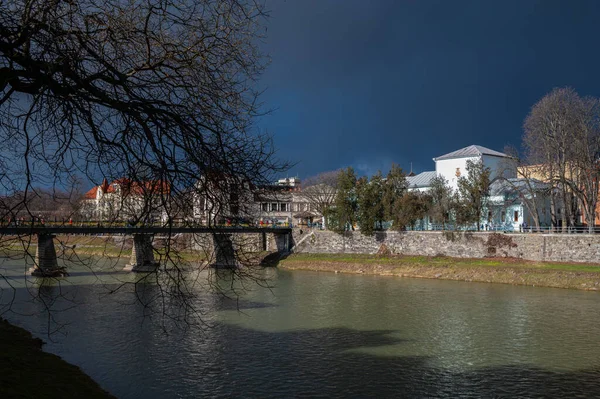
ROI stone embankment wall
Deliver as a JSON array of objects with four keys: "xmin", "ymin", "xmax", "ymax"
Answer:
[
  {"xmin": 291, "ymin": 230, "xmax": 600, "ymax": 264},
  {"xmin": 191, "ymin": 232, "xmax": 287, "ymax": 253}
]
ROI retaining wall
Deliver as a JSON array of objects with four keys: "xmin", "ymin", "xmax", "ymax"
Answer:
[{"xmin": 292, "ymin": 230, "xmax": 600, "ymax": 264}]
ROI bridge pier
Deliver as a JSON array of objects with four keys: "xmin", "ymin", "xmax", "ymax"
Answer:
[
  {"xmin": 273, "ymin": 232, "xmax": 291, "ymax": 253},
  {"xmin": 123, "ymin": 234, "xmax": 160, "ymax": 272},
  {"xmin": 210, "ymin": 233, "xmax": 238, "ymax": 268},
  {"xmin": 30, "ymin": 233, "xmax": 67, "ymax": 277}
]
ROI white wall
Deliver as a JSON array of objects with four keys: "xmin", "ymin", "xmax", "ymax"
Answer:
[
  {"xmin": 436, "ymin": 155, "xmax": 516, "ymax": 191},
  {"xmin": 435, "ymin": 156, "xmax": 479, "ymax": 191}
]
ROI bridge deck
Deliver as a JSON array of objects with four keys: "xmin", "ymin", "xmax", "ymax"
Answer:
[{"xmin": 0, "ymin": 226, "xmax": 292, "ymax": 235}]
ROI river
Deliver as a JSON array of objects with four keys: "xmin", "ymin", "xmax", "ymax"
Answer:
[{"xmin": 2, "ymin": 256, "xmax": 600, "ymax": 398}]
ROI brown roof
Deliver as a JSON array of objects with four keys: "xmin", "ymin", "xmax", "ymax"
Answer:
[{"xmin": 83, "ymin": 186, "xmax": 99, "ymax": 199}]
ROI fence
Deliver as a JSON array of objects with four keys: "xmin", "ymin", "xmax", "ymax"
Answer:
[{"xmin": 405, "ymin": 223, "xmax": 600, "ymax": 234}]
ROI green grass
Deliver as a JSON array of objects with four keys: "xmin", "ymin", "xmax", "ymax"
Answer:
[
  {"xmin": 284, "ymin": 253, "xmax": 600, "ymax": 274},
  {"xmin": 280, "ymin": 253, "xmax": 600, "ymax": 291},
  {"xmin": 0, "ymin": 318, "xmax": 114, "ymax": 398}
]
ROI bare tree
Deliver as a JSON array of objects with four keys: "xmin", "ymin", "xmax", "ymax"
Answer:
[
  {"xmin": 297, "ymin": 170, "xmax": 339, "ymax": 229},
  {"xmin": 566, "ymin": 97, "xmax": 600, "ymax": 233},
  {"xmin": 0, "ymin": 0, "xmax": 286, "ymax": 327},
  {"xmin": 523, "ymin": 87, "xmax": 600, "ymax": 233}
]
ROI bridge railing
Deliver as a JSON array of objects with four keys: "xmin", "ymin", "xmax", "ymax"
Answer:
[{"xmin": 0, "ymin": 219, "xmax": 293, "ymax": 231}]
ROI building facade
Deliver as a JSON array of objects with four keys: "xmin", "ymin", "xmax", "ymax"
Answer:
[
  {"xmin": 80, "ymin": 178, "xmax": 170, "ymax": 222},
  {"xmin": 406, "ymin": 144, "xmax": 551, "ymax": 231}
]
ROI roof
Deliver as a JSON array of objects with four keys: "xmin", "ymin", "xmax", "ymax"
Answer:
[
  {"xmin": 490, "ymin": 178, "xmax": 550, "ymax": 196},
  {"xmin": 83, "ymin": 178, "xmax": 108, "ymax": 199},
  {"xmin": 433, "ymin": 145, "xmax": 509, "ymax": 161},
  {"xmin": 406, "ymin": 171, "xmax": 437, "ymax": 188},
  {"xmin": 83, "ymin": 186, "xmax": 99, "ymax": 199},
  {"xmin": 83, "ymin": 178, "xmax": 170, "ymax": 199}
]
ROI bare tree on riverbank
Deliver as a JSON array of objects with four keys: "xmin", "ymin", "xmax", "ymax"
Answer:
[
  {"xmin": 297, "ymin": 170, "xmax": 339, "ymax": 229},
  {"xmin": 0, "ymin": 0, "xmax": 286, "ymax": 329},
  {"xmin": 523, "ymin": 88, "xmax": 600, "ymax": 233}
]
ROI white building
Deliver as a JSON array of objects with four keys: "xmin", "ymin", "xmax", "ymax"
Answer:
[
  {"xmin": 80, "ymin": 178, "xmax": 170, "ymax": 222},
  {"xmin": 405, "ymin": 144, "xmax": 552, "ymax": 231},
  {"xmin": 433, "ymin": 145, "xmax": 516, "ymax": 190},
  {"xmin": 406, "ymin": 171, "xmax": 437, "ymax": 192},
  {"xmin": 407, "ymin": 145, "xmax": 516, "ymax": 192},
  {"xmin": 488, "ymin": 178, "xmax": 554, "ymax": 231},
  {"xmin": 193, "ymin": 176, "xmax": 305, "ymax": 226}
]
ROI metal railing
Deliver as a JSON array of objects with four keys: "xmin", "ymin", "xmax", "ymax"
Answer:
[
  {"xmin": 404, "ymin": 223, "xmax": 600, "ymax": 234},
  {"xmin": 0, "ymin": 219, "xmax": 293, "ymax": 230}
]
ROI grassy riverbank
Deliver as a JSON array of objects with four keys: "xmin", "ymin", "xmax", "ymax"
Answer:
[
  {"xmin": 0, "ymin": 318, "xmax": 115, "ymax": 398},
  {"xmin": 1, "ymin": 234, "xmax": 211, "ymax": 262},
  {"xmin": 279, "ymin": 253, "xmax": 600, "ymax": 291}
]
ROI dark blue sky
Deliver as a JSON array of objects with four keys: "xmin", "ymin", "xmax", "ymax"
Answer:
[{"xmin": 258, "ymin": 0, "xmax": 600, "ymax": 179}]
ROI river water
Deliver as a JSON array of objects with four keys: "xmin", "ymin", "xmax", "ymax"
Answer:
[{"xmin": 2, "ymin": 256, "xmax": 600, "ymax": 398}]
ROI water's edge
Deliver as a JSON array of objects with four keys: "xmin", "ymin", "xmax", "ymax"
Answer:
[{"xmin": 0, "ymin": 317, "xmax": 114, "ymax": 398}]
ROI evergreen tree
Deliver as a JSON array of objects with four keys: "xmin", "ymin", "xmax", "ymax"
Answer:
[
  {"xmin": 332, "ymin": 167, "xmax": 358, "ymax": 232},
  {"xmin": 428, "ymin": 175, "xmax": 454, "ymax": 229},
  {"xmin": 370, "ymin": 172, "xmax": 386, "ymax": 229},
  {"xmin": 382, "ymin": 164, "xmax": 408, "ymax": 221},
  {"xmin": 456, "ymin": 160, "xmax": 491, "ymax": 231},
  {"xmin": 392, "ymin": 192, "xmax": 431, "ymax": 230},
  {"xmin": 356, "ymin": 172, "xmax": 385, "ymax": 236}
]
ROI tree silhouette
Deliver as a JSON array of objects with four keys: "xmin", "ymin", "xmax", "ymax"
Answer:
[{"xmin": 0, "ymin": 0, "xmax": 286, "ymax": 329}]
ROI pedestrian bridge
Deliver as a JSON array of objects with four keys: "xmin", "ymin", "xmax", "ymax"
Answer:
[{"xmin": 0, "ymin": 226, "xmax": 292, "ymax": 277}]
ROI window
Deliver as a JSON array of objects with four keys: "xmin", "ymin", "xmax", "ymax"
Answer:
[
  {"xmin": 280, "ymin": 203, "xmax": 287, "ymax": 212},
  {"xmin": 262, "ymin": 203, "xmax": 268, "ymax": 212},
  {"xmin": 514, "ymin": 211, "xmax": 519, "ymax": 222},
  {"xmin": 487, "ymin": 211, "xmax": 492, "ymax": 222},
  {"xmin": 501, "ymin": 211, "xmax": 506, "ymax": 222},
  {"xmin": 271, "ymin": 203, "xmax": 278, "ymax": 212}
]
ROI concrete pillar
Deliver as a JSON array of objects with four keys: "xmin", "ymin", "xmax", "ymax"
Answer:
[
  {"xmin": 124, "ymin": 234, "xmax": 159, "ymax": 272},
  {"xmin": 30, "ymin": 234, "xmax": 67, "ymax": 277},
  {"xmin": 211, "ymin": 233, "xmax": 238, "ymax": 268}
]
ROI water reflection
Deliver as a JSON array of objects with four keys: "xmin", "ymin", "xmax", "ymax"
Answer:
[{"xmin": 3, "ymin": 263, "xmax": 600, "ymax": 398}]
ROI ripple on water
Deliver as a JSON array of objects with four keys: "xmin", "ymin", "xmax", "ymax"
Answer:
[{"xmin": 4, "ymin": 266, "xmax": 600, "ymax": 397}]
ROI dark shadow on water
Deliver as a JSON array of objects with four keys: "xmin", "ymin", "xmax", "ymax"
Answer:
[
  {"xmin": 4, "ymin": 282, "xmax": 279, "ymax": 317},
  {"xmin": 210, "ymin": 295, "xmax": 278, "ymax": 311},
  {"xmin": 189, "ymin": 324, "xmax": 600, "ymax": 399},
  {"xmin": 5, "ymin": 281, "xmax": 600, "ymax": 398},
  {"xmin": 59, "ymin": 270, "xmax": 126, "ymax": 277}
]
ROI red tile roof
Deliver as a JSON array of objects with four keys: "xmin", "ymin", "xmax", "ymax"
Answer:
[{"xmin": 83, "ymin": 186, "xmax": 99, "ymax": 199}]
